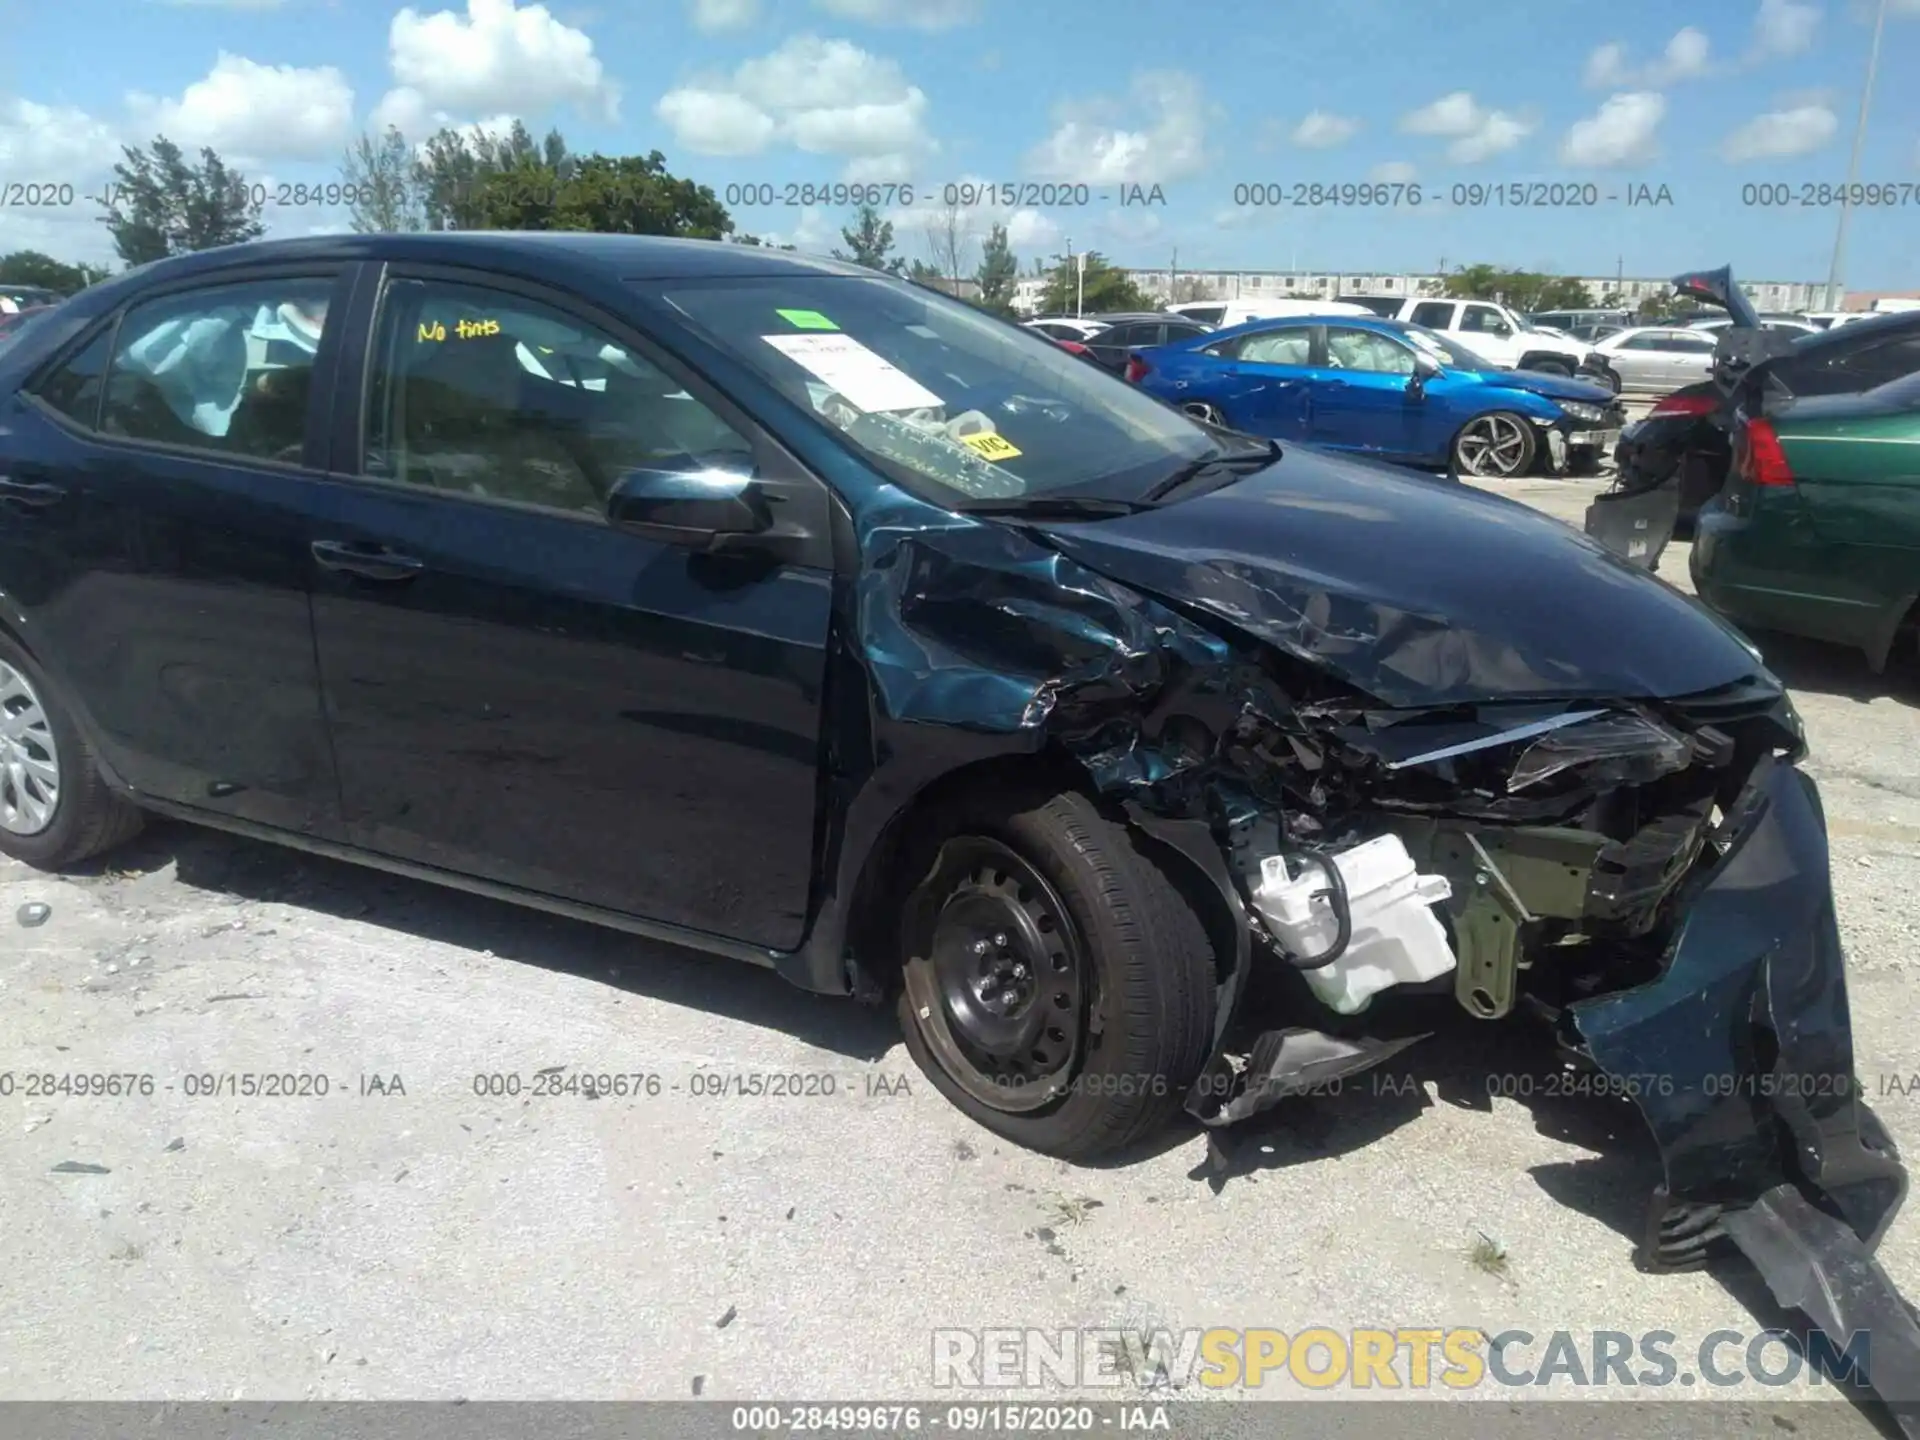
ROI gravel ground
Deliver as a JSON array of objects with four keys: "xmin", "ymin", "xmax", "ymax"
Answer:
[{"xmin": 5, "ymin": 439, "xmax": 1920, "ymax": 1430}]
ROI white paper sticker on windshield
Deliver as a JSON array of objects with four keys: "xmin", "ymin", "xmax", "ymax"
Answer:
[{"xmin": 762, "ymin": 333, "xmax": 943, "ymax": 412}]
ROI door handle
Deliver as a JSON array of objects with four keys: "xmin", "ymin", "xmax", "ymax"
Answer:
[
  {"xmin": 310, "ymin": 539, "xmax": 425, "ymax": 582},
  {"xmin": 0, "ymin": 477, "xmax": 66, "ymax": 507}
]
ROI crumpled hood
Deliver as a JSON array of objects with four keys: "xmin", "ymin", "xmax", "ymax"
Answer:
[
  {"xmin": 1032, "ymin": 449, "xmax": 1767, "ymax": 706},
  {"xmin": 1472, "ymin": 368, "xmax": 1614, "ymax": 406}
]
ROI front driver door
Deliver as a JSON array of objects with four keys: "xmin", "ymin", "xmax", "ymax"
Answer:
[
  {"xmin": 1304, "ymin": 325, "xmax": 1424, "ymax": 457},
  {"xmin": 308, "ymin": 267, "xmax": 835, "ymax": 951}
]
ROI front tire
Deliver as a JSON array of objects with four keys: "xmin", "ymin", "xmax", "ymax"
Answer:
[
  {"xmin": 896, "ymin": 787, "xmax": 1216, "ymax": 1160},
  {"xmin": 0, "ymin": 634, "xmax": 143, "ymax": 868},
  {"xmin": 1452, "ymin": 412, "xmax": 1538, "ymax": 478}
]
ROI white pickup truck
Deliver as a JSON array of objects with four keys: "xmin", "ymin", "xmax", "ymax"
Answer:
[{"xmin": 1390, "ymin": 297, "xmax": 1599, "ymax": 377}]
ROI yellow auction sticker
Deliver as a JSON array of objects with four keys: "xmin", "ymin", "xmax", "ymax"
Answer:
[{"xmin": 958, "ymin": 432, "xmax": 1021, "ymax": 460}]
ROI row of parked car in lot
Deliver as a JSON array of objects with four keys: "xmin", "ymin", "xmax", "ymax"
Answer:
[
  {"xmin": 1025, "ymin": 294, "xmax": 1626, "ymax": 479},
  {"xmin": 1023, "ymin": 270, "xmax": 1920, "ymax": 676}
]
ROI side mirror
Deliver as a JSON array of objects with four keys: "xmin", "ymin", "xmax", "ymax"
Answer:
[
  {"xmin": 1409, "ymin": 352, "xmax": 1442, "ymax": 390},
  {"xmin": 605, "ymin": 463, "xmax": 771, "ymax": 550}
]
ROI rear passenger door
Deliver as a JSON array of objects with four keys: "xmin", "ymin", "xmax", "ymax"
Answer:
[
  {"xmin": 0, "ymin": 267, "xmax": 354, "ymax": 839},
  {"xmin": 1206, "ymin": 324, "xmax": 1316, "ymax": 438},
  {"xmin": 306, "ymin": 265, "xmax": 835, "ymax": 950}
]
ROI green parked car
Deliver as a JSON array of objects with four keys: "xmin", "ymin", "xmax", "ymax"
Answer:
[{"xmin": 1691, "ymin": 368, "xmax": 1920, "ymax": 672}]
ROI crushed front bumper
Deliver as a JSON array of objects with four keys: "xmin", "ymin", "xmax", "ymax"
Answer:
[
  {"xmin": 1569, "ymin": 754, "xmax": 1907, "ymax": 1268},
  {"xmin": 1572, "ymin": 754, "xmax": 1920, "ymax": 1416},
  {"xmin": 1183, "ymin": 752, "xmax": 1920, "ymax": 1414}
]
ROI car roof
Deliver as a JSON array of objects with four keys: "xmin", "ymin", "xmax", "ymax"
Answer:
[
  {"xmin": 1202, "ymin": 313, "xmax": 1417, "ymax": 340},
  {"xmin": 85, "ymin": 232, "xmax": 875, "ymax": 291}
]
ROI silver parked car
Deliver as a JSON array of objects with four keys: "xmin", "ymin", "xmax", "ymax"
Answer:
[{"xmin": 1589, "ymin": 325, "xmax": 1719, "ymax": 394}]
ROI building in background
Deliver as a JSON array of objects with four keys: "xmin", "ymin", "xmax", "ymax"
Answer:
[{"xmin": 1842, "ymin": 290, "xmax": 1920, "ymax": 312}]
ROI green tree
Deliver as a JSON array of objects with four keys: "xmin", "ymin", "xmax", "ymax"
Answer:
[
  {"xmin": 733, "ymin": 233, "xmax": 796, "ymax": 250},
  {"xmin": 342, "ymin": 126, "xmax": 427, "ymax": 232},
  {"xmin": 461, "ymin": 152, "xmax": 733, "ymax": 238},
  {"xmin": 974, "ymin": 223, "xmax": 1018, "ymax": 316},
  {"xmin": 98, "ymin": 137, "xmax": 264, "ymax": 267},
  {"xmin": 1037, "ymin": 250, "xmax": 1148, "ymax": 315},
  {"xmin": 0, "ymin": 250, "xmax": 110, "ymax": 294},
  {"xmin": 413, "ymin": 119, "xmax": 572, "ymax": 230},
  {"xmin": 834, "ymin": 204, "xmax": 903, "ymax": 274},
  {"xmin": 1441, "ymin": 265, "xmax": 1596, "ymax": 313}
]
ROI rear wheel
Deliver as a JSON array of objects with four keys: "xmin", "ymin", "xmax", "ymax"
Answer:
[
  {"xmin": 0, "ymin": 635, "xmax": 143, "ymax": 868},
  {"xmin": 1452, "ymin": 412, "xmax": 1537, "ymax": 478},
  {"xmin": 895, "ymin": 788, "xmax": 1215, "ymax": 1160}
]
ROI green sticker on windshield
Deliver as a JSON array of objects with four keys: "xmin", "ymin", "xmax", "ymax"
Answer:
[{"xmin": 776, "ymin": 308, "xmax": 839, "ymax": 330}]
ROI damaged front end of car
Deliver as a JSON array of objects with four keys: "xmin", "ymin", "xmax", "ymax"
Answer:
[{"xmin": 849, "ymin": 453, "xmax": 1916, "ymax": 1412}]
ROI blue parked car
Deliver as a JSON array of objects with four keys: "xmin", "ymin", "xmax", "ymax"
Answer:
[{"xmin": 1126, "ymin": 315, "xmax": 1625, "ymax": 478}]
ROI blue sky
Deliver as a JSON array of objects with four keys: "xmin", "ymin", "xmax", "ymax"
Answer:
[{"xmin": 2, "ymin": 0, "xmax": 1918, "ymax": 287}]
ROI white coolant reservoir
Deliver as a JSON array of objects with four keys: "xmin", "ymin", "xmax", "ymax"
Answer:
[{"xmin": 1250, "ymin": 834, "xmax": 1457, "ymax": 1015}]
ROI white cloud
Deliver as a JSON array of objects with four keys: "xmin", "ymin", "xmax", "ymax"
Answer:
[
  {"xmin": 1655, "ymin": 27, "xmax": 1712, "ymax": 81},
  {"xmin": 761, "ymin": 204, "xmax": 838, "ymax": 252},
  {"xmin": 888, "ymin": 173, "xmax": 1061, "ymax": 263},
  {"xmin": 690, "ymin": 0, "xmax": 757, "ymax": 28},
  {"xmin": 811, "ymin": 0, "xmax": 979, "ymax": 26},
  {"xmin": 127, "ymin": 53, "xmax": 354, "ymax": 164},
  {"xmin": 1025, "ymin": 71, "xmax": 1209, "ymax": 184},
  {"xmin": 379, "ymin": 0, "xmax": 616, "ymax": 135},
  {"xmin": 655, "ymin": 35, "xmax": 934, "ymax": 181},
  {"xmin": 1583, "ymin": 42, "xmax": 1632, "ymax": 87},
  {"xmin": 1560, "ymin": 92, "xmax": 1666, "ymax": 166},
  {"xmin": 0, "ymin": 98, "xmax": 123, "ymax": 177},
  {"xmin": 1721, "ymin": 103, "xmax": 1838, "ymax": 159},
  {"xmin": 1290, "ymin": 110, "xmax": 1358, "ymax": 148},
  {"xmin": 1398, "ymin": 90, "xmax": 1533, "ymax": 162},
  {"xmin": 1582, "ymin": 27, "xmax": 1711, "ymax": 86},
  {"xmin": 1752, "ymin": 0, "xmax": 1821, "ymax": 56},
  {"xmin": 1368, "ymin": 159, "xmax": 1416, "ymax": 182}
]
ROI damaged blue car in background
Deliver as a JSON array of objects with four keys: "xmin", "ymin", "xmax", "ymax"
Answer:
[{"xmin": 0, "ymin": 234, "xmax": 1913, "ymax": 1417}]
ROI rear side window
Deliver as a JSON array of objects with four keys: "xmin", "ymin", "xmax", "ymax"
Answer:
[
  {"xmin": 1778, "ymin": 332, "xmax": 1920, "ymax": 397},
  {"xmin": 1236, "ymin": 329, "xmax": 1313, "ymax": 365},
  {"xmin": 31, "ymin": 328, "xmax": 113, "ymax": 428},
  {"xmin": 1179, "ymin": 306, "xmax": 1224, "ymax": 326},
  {"xmin": 1410, "ymin": 302, "xmax": 1454, "ymax": 329},
  {"xmin": 98, "ymin": 278, "xmax": 335, "ymax": 464}
]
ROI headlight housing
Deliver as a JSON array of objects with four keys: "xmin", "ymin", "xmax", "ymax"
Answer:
[{"xmin": 1560, "ymin": 401, "xmax": 1608, "ymax": 423}]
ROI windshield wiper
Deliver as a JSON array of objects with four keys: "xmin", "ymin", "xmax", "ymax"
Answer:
[
  {"xmin": 1141, "ymin": 439, "xmax": 1280, "ymax": 503},
  {"xmin": 959, "ymin": 495, "xmax": 1154, "ymax": 520}
]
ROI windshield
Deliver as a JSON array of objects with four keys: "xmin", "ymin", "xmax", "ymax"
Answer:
[
  {"xmin": 651, "ymin": 275, "xmax": 1213, "ymax": 504},
  {"xmin": 1404, "ymin": 324, "xmax": 1498, "ymax": 371}
]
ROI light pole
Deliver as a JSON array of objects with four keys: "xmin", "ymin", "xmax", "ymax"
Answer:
[
  {"xmin": 1076, "ymin": 251, "xmax": 1085, "ymax": 317},
  {"xmin": 1826, "ymin": 0, "xmax": 1889, "ymax": 311}
]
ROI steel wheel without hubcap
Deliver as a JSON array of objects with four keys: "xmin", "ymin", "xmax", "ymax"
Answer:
[
  {"xmin": 1182, "ymin": 401, "xmax": 1227, "ymax": 427},
  {"xmin": 902, "ymin": 837, "xmax": 1087, "ymax": 1114},
  {"xmin": 1454, "ymin": 413, "xmax": 1534, "ymax": 477},
  {"xmin": 0, "ymin": 658, "xmax": 61, "ymax": 835}
]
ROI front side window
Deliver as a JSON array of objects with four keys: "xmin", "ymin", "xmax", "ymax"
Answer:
[
  {"xmin": 30, "ymin": 328, "xmax": 112, "ymax": 427},
  {"xmin": 654, "ymin": 275, "xmax": 1212, "ymax": 504},
  {"xmin": 1460, "ymin": 304, "xmax": 1511, "ymax": 336},
  {"xmin": 98, "ymin": 279, "xmax": 333, "ymax": 463},
  {"xmin": 1323, "ymin": 326, "xmax": 1416, "ymax": 374},
  {"xmin": 366, "ymin": 278, "xmax": 755, "ymax": 516}
]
